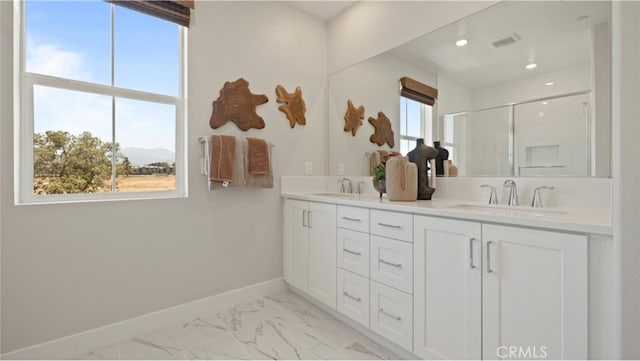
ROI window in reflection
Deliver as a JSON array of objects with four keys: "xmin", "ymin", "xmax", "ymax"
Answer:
[{"xmin": 400, "ymin": 96, "xmax": 432, "ymax": 155}]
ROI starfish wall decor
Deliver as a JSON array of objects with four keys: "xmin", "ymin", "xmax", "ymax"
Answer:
[
  {"xmin": 275, "ymin": 85, "xmax": 307, "ymax": 128},
  {"xmin": 343, "ymin": 99, "xmax": 365, "ymax": 136},
  {"xmin": 209, "ymin": 78, "xmax": 269, "ymax": 131},
  {"xmin": 369, "ymin": 111, "xmax": 395, "ymax": 147}
]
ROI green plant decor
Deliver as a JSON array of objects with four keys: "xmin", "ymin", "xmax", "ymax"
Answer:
[{"xmin": 373, "ymin": 163, "xmax": 386, "ymax": 181}]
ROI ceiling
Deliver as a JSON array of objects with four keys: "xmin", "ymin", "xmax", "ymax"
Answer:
[
  {"xmin": 388, "ymin": 1, "xmax": 610, "ymax": 90},
  {"xmin": 286, "ymin": 1, "xmax": 357, "ymax": 21}
]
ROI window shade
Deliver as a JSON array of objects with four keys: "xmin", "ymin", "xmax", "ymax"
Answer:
[
  {"xmin": 107, "ymin": 0, "xmax": 194, "ymax": 27},
  {"xmin": 399, "ymin": 76, "xmax": 438, "ymax": 106}
]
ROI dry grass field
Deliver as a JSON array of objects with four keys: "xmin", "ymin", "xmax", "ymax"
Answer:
[{"xmin": 117, "ymin": 174, "xmax": 176, "ymax": 192}]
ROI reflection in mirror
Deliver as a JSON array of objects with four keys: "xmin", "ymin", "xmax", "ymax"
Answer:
[{"xmin": 328, "ymin": 1, "xmax": 610, "ymax": 177}]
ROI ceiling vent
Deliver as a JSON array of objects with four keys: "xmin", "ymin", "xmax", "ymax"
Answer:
[{"xmin": 491, "ymin": 33, "xmax": 522, "ymax": 48}]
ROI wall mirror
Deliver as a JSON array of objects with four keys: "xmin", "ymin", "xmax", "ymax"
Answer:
[{"xmin": 328, "ymin": 1, "xmax": 610, "ymax": 177}]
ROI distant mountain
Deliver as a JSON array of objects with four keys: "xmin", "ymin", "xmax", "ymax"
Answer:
[{"xmin": 121, "ymin": 147, "xmax": 175, "ymax": 166}]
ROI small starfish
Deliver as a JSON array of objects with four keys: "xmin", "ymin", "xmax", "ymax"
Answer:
[
  {"xmin": 369, "ymin": 111, "xmax": 395, "ymax": 147},
  {"xmin": 344, "ymin": 99, "xmax": 365, "ymax": 136},
  {"xmin": 275, "ymin": 85, "xmax": 307, "ymax": 128}
]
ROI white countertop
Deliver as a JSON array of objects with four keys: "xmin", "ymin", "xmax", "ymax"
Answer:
[{"xmin": 282, "ymin": 192, "xmax": 612, "ymax": 236}]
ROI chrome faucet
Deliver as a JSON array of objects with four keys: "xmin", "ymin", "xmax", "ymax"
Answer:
[
  {"xmin": 531, "ymin": 186, "xmax": 554, "ymax": 208},
  {"xmin": 338, "ymin": 177, "xmax": 353, "ymax": 194},
  {"xmin": 503, "ymin": 179, "xmax": 519, "ymax": 206},
  {"xmin": 480, "ymin": 184, "xmax": 499, "ymax": 204},
  {"xmin": 356, "ymin": 181, "xmax": 365, "ymax": 195}
]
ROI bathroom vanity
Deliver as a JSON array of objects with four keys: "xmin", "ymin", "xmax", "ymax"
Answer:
[{"xmin": 281, "ymin": 182, "xmax": 612, "ymax": 359}]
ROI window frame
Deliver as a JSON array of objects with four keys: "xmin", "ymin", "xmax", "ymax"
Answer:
[{"xmin": 15, "ymin": 0, "xmax": 187, "ymax": 204}]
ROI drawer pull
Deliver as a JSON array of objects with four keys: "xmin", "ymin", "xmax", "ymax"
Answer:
[
  {"xmin": 343, "ymin": 291, "xmax": 361, "ymax": 302},
  {"xmin": 379, "ymin": 258, "xmax": 402, "ymax": 268},
  {"xmin": 377, "ymin": 222, "xmax": 401, "ymax": 229},
  {"xmin": 343, "ymin": 248, "xmax": 362, "ymax": 256},
  {"xmin": 341, "ymin": 216, "xmax": 362, "ymax": 222},
  {"xmin": 379, "ymin": 308, "xmax": 402, "ymax": 321}
]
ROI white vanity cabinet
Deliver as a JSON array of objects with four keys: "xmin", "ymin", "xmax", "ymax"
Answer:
[
  {"xmin": 413, "ymin": 216, "xmax": 588, "ymax": 360},
  {"xmin": 283, "ymin": 199, "xmax": 337, "ymax": 309}
]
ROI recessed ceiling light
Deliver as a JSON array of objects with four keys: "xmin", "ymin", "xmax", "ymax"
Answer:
[
  {"xmin": 542, "ymin": 101, "xmax": 549, "ymax": 105},
  {"xmin": 526, "ymin": 63, "xmax": 537, "ymax": 70},
  {"xmin": 538, "ymin": 111, "xmax": 545, "ymax": 117},
  {"xmin": 545, "ymin": 81, "xmax": 555, "ymax": 86},
  {"xmin": 456, "ymin": 39, "xmax": 468, "ymax": 47}
]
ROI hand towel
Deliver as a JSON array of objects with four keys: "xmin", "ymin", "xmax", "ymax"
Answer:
[
  {"xmin": 209, "ymin": 135, "xmax": 236, "ymax": 182},
  {"xmin": 247, "ymin": 137, "xmax": 269, "ymax": 174},
  {"xmin": 209, "ymin": 137, "xmax": 246, "ymax": 190},
  {"xmin": 243, "ymin": 139, "xmax": 273, "ymax": 189}
]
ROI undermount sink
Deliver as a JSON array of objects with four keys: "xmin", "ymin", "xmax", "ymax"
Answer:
[{"xmin": 446, "ymin": 203, "xmax": 568, "ymax": 218}]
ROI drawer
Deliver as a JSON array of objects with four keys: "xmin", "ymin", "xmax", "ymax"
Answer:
[
  {"xmin": 370, "ymin": 210, "xmax": 412, "ymax": 242},
  {"xmin": 337, "ymin": 268, "xmax": 370, "ymax": 328},
  {"xmin": 337, "ymin": 228, "xmax": 370, "ymax": 277},
  {"xmin": 370, "ymin": 235, "xmax": 413, "ymax": 294},
  {"xmin": 337, "ymin": 206, "xmax": 369, "ymax": 233},
  {"xmin": 370, "ymin": 281, "xmax": 413, "ymax": 351}
]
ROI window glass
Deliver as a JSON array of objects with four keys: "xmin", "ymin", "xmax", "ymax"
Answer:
[
  {"xmin": 114, "ymin": 6, "xmax": 180, "ymax": 96},
  {"xmin": 26, "ymin": 1, "xmax": 111, "ymax": 84},
  {"xmin": 115, "ymin": 98, "xmax": 176, "ymax": 192},
  {"xmin": 33, "ymin": 86, "xmax": 113, "ymax": 194}
]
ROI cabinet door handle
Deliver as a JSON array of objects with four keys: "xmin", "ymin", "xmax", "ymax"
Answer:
[
  {"xmin": 343, "ymin": 248, "xmax": 362, "ymax": 256},
  {"xmin": 302, "ymin": 210, "xmax": 307, "ymax": 228},
  {"xmin": 379, "ymin": 258, "xmax": 402, "ymax": 268},
  {"xmin": 342, "ymin": 217, "xmax": 362, "ymax": 222},
  {"xmin": 308, "ymin": 211, "xmax": 312, "ymax": 228},
  {"xmin": 379, "ymin": 308, "xmax": 402, "ymax": 321},
  {"xmin": 343, "ymin": 291, "xmax": 361, "ymax": 302},
  {"xmin": 377, "ymin": 222, "xmax": 401, "ymax": 229},
  {"xmin": 486, "ymin": 241, "xmax": 494, "ymax": 273},
  {"xmin": 469, "ymin": 238, "xmax": 477, "ymax": 269}
]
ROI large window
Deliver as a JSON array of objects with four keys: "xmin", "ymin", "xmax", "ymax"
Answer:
[
  {"xmin": 399, "ymin": 96, "xmax": 433, "ymax": 155},
  {"xmin": 19, "ymin": 0, "xmax": 186, "ymax": 203}
]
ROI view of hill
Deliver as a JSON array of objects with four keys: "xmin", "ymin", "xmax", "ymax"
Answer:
[{"xmin": 121, "ymin": 147, "xmax": 175, "ymax": 166}]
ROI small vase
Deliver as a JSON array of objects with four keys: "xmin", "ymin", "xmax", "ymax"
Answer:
[{"xmin": 372, "ymin": 179, "xmax": 386, "ymax": 199}]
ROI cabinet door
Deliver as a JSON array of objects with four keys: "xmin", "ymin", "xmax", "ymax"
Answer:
[
  {"xmin": 413, "ymin": 216, "xmax": 482, "ymax": 360},
  {"xmin": 337, "ymin": 268, "xmax": 370, "ymax": 327},
  {"xmin": 284, "ymin": 199, "xmax": 309, "ymax": 292},
  {"xmin": 482, "ymin": 225, "xmax": 587, "ymax": 360},
  {"xmin": 337, "ymin": 228, "xmax": 370, "ymax": 277},
  {"xmin": 370, "ymin": 281, "xmax": 413, "ymax": 351},
  {"xmin": 370, "ymin": 235, "xmax": 413, "ymax": 294},
  {"xmin": 308, "ymin": 202, "xmax": 337, "ymax": 308}
]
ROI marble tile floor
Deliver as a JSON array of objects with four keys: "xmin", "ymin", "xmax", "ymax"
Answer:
[{"xmin": 73, "ymin": 290, "xmax": 399, "ymax": 360}]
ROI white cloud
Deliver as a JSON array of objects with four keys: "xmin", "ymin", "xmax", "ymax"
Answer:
[{"xmin": 26, "ymin": 43, "xmax": 91, "ymax": 81}]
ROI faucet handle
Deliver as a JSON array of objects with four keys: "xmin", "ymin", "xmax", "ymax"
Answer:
[
  {"xmin": 480, "ymin": 184, "xmax": 499, "ymax": 205},
  {"xmin": 531, "ymin": 186, "xmax": 554, "ymax": 208},
  {"xmin": 356, "ymin": 181, "xmax": 365, "ymax": 194}
]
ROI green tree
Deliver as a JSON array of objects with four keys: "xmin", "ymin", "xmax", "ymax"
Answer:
[
  {"xmin": 117, "ymin": 156, "xmax": 132, "ymax": 178},
  {"xmin": 34, "ymin": 131, "xmax": 121, "ymax": 194}
]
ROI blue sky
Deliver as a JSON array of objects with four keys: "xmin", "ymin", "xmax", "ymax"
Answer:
[{"xmin": 26, "ymin": 0, "xmax": 179, "ymax": 152}]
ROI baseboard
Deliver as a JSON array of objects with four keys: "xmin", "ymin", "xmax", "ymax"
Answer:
[
  {"xmin": 1, "ymin": 277, "xmax": 286, "ymax": 360},
  {"xmin": 287, "ymin": 285, "xmax": 420, "ymax": 360}
]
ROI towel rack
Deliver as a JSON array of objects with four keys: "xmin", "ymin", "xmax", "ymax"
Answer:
[{"xmin": 198, "ymin": 136, "xmax": 275, "ymax": 147}]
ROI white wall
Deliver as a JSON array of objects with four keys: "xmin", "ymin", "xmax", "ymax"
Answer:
[
  {"xmin": 612, "ymin": 2, "xmax": 640, "ymax": 358},
  {"xmin": 436, "ymin": 74, "xmax": 471, "ymax": 117},
  {"xmin": 0, "ymin": 1, "xmax": 327, "ymax": 353},
  {"xmin": 327, "ymin": 1, "xmax": 497, "ymax": 74},
  {"xmin": 328, "ymin": 52, "xmax": 436, "ymax": 175}
]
